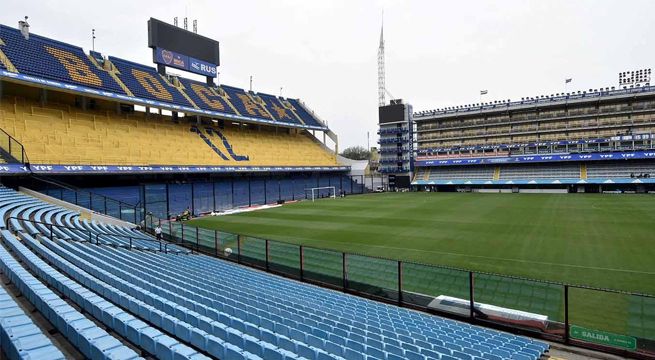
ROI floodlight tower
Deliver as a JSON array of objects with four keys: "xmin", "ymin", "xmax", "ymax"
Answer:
[{"xmin": 377, "ymin": 17, "xmax": 385, "ymax": 107}]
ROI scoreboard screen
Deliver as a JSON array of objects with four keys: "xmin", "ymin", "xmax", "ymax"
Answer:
[
  {"xmin": 147, "ymin": 18, "xmax": 220, "ymax": 66},
  {"xmin": 389, "ymin": 175, "xmax": 411, "ymax": 188},
  {"xmin": 379, "ymin": 104, "xmax": 406, "ymax": 124}
]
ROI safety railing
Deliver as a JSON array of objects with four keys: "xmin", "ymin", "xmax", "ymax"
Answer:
[
  {"xmin": 7, "ymin": 216, "xmax": 96, "ymax": 242},
  {"xmin": 94, "ymin": 233, "xmax": 165, "ymax": 252},
  {"xmin": 29, "ymin": 175, "xmax": 143, "ymax": 224},
  {"xmin": 6, "ymin": 216, "xmax": 187, "ymax": 255},
  {"xmin": 0, "ymin": 128, "xmax": 29, "ymax": 164},
  {"xmin": 144, "ymin": 215, "xmax": 655, "ymax": 360}
]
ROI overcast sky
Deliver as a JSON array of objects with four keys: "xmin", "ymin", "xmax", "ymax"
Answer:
[{"xmin": 2, "ymin": 0, "xmax": 655, "ymax": 149}]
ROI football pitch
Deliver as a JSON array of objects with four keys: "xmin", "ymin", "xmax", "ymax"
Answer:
[
  {"xmin": 186, "ymin": 192, "xmax": 655, "ymax": 338},
  {"xmin": 187, "ymin": 192, "xmax": 655, "ymax": 294}
]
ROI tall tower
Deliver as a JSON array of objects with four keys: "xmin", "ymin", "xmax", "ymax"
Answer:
[{"xmin": 377, "ymin": 19, "xmax": 385, "ymax": 107}]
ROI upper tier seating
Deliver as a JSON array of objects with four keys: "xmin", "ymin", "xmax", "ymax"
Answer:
[
  {"xmin": 109, "ymin": 56, "xmax": 194, "ymax": 108},
  {"xmin": 257, "ymin": 93, "xmax": 303, "ymax": 125},
  {"xmin": 177, "ymin": 77, "xmax": 239, "ymax": 116},
  {"xmin": 586, "ymin": 161, "xmax": 655, "ymax": 178},
  {"xmin": 0, "ymin": 95, "xmax": 337, "ymax": 166},
  {"xmin": 287, "ymin": 98, "xmax": 324, "ymax": 128},
  {"xmin": 0, "ymin": 25, "xmax": 126, "ymax": 95},
  {"xmin": 221, "ymin": 85, "xmax": 275, "ymax": 121},
  {"xmin": 0, "ymin": 185, "xmax": 549, "ymax": 360},
  {"xmin": 499, "ymin": 163, "xmax": 580, "ymax": 180},
  {"xmin": 415, "ymin": 163, "xmax": 583, "ymax": 182},
  {"xmin": 420, "ymin": 166, "xmax": 495, "ymax": 180},
  {"xmin": 0, "ymin": 24, "xmax": 327, "ymax": 129}
]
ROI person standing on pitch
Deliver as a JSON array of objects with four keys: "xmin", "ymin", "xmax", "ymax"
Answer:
[{"xmin": 155, "ymin": 225, "xmax": 162, "ymax": 241}]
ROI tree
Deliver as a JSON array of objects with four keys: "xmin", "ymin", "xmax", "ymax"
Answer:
[{"xmin": 340, "ymin": 146, "xmax": 371, "ymax": 160}]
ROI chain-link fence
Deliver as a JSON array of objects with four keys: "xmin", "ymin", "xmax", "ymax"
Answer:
[{"xmin": 40, "ymin": 183, "xmax": 143, "ymax": 224}]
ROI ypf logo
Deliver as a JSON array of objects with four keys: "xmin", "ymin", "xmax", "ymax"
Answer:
[{"xmin": 161, "ymin": 50, "xmax": 173, "ymax": 65}]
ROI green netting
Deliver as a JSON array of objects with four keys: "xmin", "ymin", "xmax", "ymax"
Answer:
[
  {"xmin": 628, "ymin": 295, "xmax": 655, "ymax": 341},
  {"xmin": 346, "ymin": 254, "xmax": 398, "ymax": 301},
  {"xmin": 268, "ymin": 241, "xmax": 300, "ymax": 278},
  {"xmin": 303, "ymin": 247, "xmax": 343, "ymax": 287},
  {"xmin": 169, "ymin": 222, "xmax": 183, "ymax": 243},
  {"xmin": 145, "ymin": 216, "xmax": 156, "ymax": 231},
  {"xmin": 197, "ymin": 228, "xmax": 217, "ymax": 253},
  {"xmin": 182, "ymin": 225, "xmax": 198, "ymax": 248},
  {"xmin": 216, "ymin": 231, "xmax": 239, "ymax": 261},
  {"xmin": 240, "ymin": 236, "xmax": 266, "ymax": 268},
  {"xmin": 570, "ymin": 287, "xmax": 655, "ymax": 353},
  {"xmin": 402, "ymin": 263, "xmax": 470, "ymax": 309},
  {"xmin": 161, "ymin": 222, "xmax": 172, "ymax": 235},
  {"xmin": 475, "ymin": 273, "xmax": 563, "ymax": 322}
]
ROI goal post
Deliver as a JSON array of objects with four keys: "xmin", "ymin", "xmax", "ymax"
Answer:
[{"xmin": 306, "ymin": 186, "xmax": 337, "ymax": 202}]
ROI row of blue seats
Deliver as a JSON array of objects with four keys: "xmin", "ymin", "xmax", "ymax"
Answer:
[
  {"xmin": 256, "ymin": 92, "xmax": 303, "ymax": 125},
  {"xmin": 3, "ymin": 230, "xmax": 212, "ymax": 359},
  {"xmin": 0, "ymin": 231, "xmax": 142, "ymax": 359},
  {"xmin": 150, "ymin": 249, "xmax": 546, "ymax": 359},
  {"xmin": 0, "ymin": 274, "xmax": 66, "ymax": 360},
  {"xmin": 109, "ymin": 56, "xmax": 194, "ymax": 108},
  {"xmin": 0, "ymin": 187, "xmax": 187, "ymax": 253},
  {"xmin": 40, "ymin": 236, "xmax": 309, "ymax": 360},
  {"xmin": 0, "ymin": 24, "xmax": 125, "ymax": 94},
  {"xmin": 177, "ymin": 77, "xmax": 306, "ymax": 126},
  {"xmin": 46, "ymin": 229, "xmax": 548, "ymax": 360},
  {"xmin": 178, "ymin": 77, "xmax": 239, "ymax": 117},
  {"xmin": 287, "ymin": 99, "xmax": 323, "ymax": 128},
  {"xmin": 3, "ymin": 186, "xmax": 297, "ymax": 359},
  {"xmin": 0, "ymin": 24, "xmax": 326, "ymax": 129},
  {"xmin": 1, "ymin": 185, "xmax": 548, "ymax": 360}
]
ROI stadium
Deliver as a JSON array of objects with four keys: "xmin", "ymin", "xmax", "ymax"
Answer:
[{"xmin": 0, "ymin": 3, "xmax": 653, "ymax": 360}]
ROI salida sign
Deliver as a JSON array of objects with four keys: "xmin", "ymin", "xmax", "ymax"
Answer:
[{"xmin": 570, "ymin": 325, "xmax": 636, "ymax": 350}]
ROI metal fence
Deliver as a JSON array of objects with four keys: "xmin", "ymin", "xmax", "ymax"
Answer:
[
  {"xmin": 0, "ymin": 127, "xmax": 29, "ymax": 164},
  {"xmin": 33, "ymin": 177, "xmax": 144, "ymax": 225},
  {"xmin": 145, "ymin": 215, "xmax": 655, "ymax": 359}
]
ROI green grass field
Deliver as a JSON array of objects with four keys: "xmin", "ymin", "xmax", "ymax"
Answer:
[{"xmin": 186, "ymin": 193, "xmax": 655, "ymax": 340}]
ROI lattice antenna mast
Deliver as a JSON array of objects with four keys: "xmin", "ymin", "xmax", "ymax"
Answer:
[{"xmin": 377, "ymin": 15, "xmax": 386, "ymax": 107}]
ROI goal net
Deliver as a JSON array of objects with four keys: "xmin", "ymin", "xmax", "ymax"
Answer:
[{"xmin": 306, "ymin": 186, "xmax": 337, "ymax": 202}]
